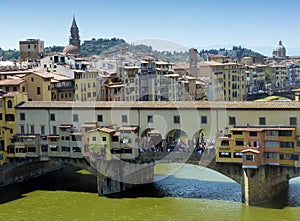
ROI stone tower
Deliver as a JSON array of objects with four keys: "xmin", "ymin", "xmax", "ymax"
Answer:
[
  {"xmin": 63, "ymin": 16, "xmax": 81, "ymax": 55},
  {"xmin": 70, "ymin": 16, "xmax": 80, "ymax": 48},
  {"xmin": 189, "ymin": 48, "xmax": 199, "ymax": 77}
]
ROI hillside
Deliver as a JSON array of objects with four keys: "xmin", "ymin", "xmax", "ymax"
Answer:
[
  {"xmin": 0, "ymin": 39, "xmax": 263, "ymax": 63},
  {"xmin": 199, "ymin": 45, "xmax": 263, "ymax": 60}
]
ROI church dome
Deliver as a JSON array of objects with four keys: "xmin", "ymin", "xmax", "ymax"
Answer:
[
  {"xmin": 275, "ymin": 41, "xmax": 286, "ymax": 52},
  {"xmin": 273, "ymin": 40, "xmax": 286, "ymax": 58},
  {"xmin": 63, "ymin": 44, "xmax": 80, "ymax": 54}
]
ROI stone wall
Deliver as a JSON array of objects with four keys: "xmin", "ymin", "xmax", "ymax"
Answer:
[{"xmin": 0, "ymin": 159, "xmax": 62, "ymax": 186}]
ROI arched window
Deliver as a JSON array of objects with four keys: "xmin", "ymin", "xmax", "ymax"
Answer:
[{"xmin": 7, "ymin": 100, "xmax": 12, "ymax": 108}]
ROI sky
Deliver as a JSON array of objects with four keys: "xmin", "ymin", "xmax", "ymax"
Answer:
[{"xmin": 1, "ymin": 0, "xmax": 300, "ymax": 55}]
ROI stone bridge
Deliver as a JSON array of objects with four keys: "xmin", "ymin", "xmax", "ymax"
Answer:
[{"xmin": 1, "ymin": 152, "xmax": 300, "ymax": 205}]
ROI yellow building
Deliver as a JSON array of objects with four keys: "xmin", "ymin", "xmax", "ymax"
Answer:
[
  {"xmin": 216, "ymin": 127, "xmax": 299, "ymax": 167},
  {"xmin": 50, "ymin": 74, "xmax": 75, "ymax": 101},
  {"xmin": 0, "ymin": 91, "xmax": 28, "ymax": 154},
  {"xmin": 199, "ymin": 61, "xmax": 246, "ymax": 101},
  {"xmin": 22, "ymin": 72, "xmax": 52, "ymax": 101},
  {"xmin": 88, "ymin": 127, "xmax": 116, "ymax": 160},
  {"xmin": 216, "ymin": 129, "xmax": 244, "ymax": 163},
  {"xmin": 0, "ymin": 78, "xmax": 27, "ymax": 94},
  {"xmin": 278, "ymin": 128, "xmax": 297, "ymax": 166},
  {"xmin": 74, "ymin": 70, "xmax": 98, "ymax": 101}
]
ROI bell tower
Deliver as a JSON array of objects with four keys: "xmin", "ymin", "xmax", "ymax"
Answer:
[{"xmin": 69, "ymin": 15, "xmax": 80, "ymax": 49}]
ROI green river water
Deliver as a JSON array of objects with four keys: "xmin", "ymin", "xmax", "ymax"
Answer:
[{"xmin": 0, "ymin": 164, "xmax": 299, "ymax": 221}]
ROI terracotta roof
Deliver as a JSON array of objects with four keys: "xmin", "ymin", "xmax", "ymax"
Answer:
[
  {"xmin": 164, "ymin": 74, "xmax": 180, "ymax": 78},
  {"xmin": 31, "ymin": 72, "xmax": 53, "ymax": 79},
  {"xmin": 0, "ymin": 78, "xmax": 25, "ymax": 85},
  {"xmin": 88, "ymin": 127, "xmax": 115, "ymax": 134},
  {"xmin": 0, "ymin": 70, "xmax": 34, "ymax": 75},
  {"xmin": 82, "ymin": 123, "xmax": 98, "ymax": 128},
  {"xmin": 58, "ymin": 124, "xmax": 73, "ymax": 128},
  {"xmin": 70, "ymin": 132, "xmax": 82, "ymax": 136},
  {"xmin": 48, "ymin": 135, "xmax": 60, "ymax": 138},
  {"xmin": 122, "ymin": 66, "xmax": 139, "ymax": 69},
  {"xmin": 241, "ymin": 149, "xmax": 260, "ymax": 154},
  {"xmin": 119, "ymin": 126, "xmax": 138, "ymax": 131},
  {"xmin": 155, "ymin": 61, "xmax": 170, "ymax": 65}
]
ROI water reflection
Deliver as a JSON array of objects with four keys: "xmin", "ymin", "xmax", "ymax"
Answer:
[{"xmin": 0, "ymin": 166, "xmax": 97, "ymax": 204}]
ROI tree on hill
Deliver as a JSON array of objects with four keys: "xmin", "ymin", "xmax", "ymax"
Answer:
[{"xmin": 0, "ymin": 48, "xmax": 19, "ymax": 60}]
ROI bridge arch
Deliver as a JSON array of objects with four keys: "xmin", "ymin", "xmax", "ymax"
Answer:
[
  {"xmin": 165, "ymin": 129, "xmax": 190, "ymax": 152},
  {"xmin": 140, "ymin": 128, "xmax": 163, "ymax": 151}
]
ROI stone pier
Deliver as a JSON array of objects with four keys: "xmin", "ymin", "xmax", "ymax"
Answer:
[
  {"xmin": 242, "ymin": 165, "xmax": 296, "ymax": 205},
  {"xmin": 96, "ymin": 159, "xmax": 154, "ymax": 196}
]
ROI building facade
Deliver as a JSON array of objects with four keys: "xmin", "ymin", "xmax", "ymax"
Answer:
[{"xmin": 19, "ymin": 39, "xmax": 45, "ymax": 61}]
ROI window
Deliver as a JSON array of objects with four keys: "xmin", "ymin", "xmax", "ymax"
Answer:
[
  {"xmin": 97, "ymin": 115, "xmax": 103, "ymax": 122},
  {"xmin": 41, "ymin": 145, "xmax": 48, "ymax": 152},
  {"xmin": 229, "ymin": 116, "xmax": 236, "ymax": 125},
  {"xmin": 0, "ymin": 113, "xmax": 2, "ymax": 121},
  {"xmin": 221, "ymin": 140, "xmax": 229, "ymax": 146},
  {"xmin": 147, "ymin": 115, "xmax": 153, "ymax": 123},
  {"xmin": 122, "ymin": 115, "xmax": 128, "ymax": 123},
  {"xmin": 73, "ymin": 114, "xmax": 79, "ymax": 122},
  {"xmin": 0, "ymin": 101, "xmax": 2, "ymax": 107},
  {"xmin": 259, "ymin": 117, "xmax": 266, "ymax": 125},
  {"xmin": 201, "ymin": 116, "xmax": 207, "ymax": 124},
  {"xmin": 52, "ymin": 126, "xmax": 57, "ymax": 134},
  {"xmin": 13, "ymin": 86, "xmax": 17, "ymax": 92},
  {"xmin": 50, "ymin": 113, "xmax": 55, "ymax": 121},
  {"xmin": 72, "ymin": 135, "xmax": 82, "ymax": 141},
  {"xmin": 41, "ymin": 125, "xmax": 45, "ymax": 135},
  {"xmin": 235, "ymin": 141, "xmax": 244, "ymax": 146},
  {"xmin": 92, "ymin": 136, "xmax": 96, "ymax": 142},
  {"xmin": 112, "ymin": 136, "xmax": 119, "ymax": 142},
  {"xmin": 37, "ymin": 87, "xmax": 41, "ymax": 95},
  {"xmin": 5, "ymin": 114, "xmax": 15, "ymax": 121},
  {"xmin": 232, "ymin": 130, "xmax": 243, "ymax": 135},
  {"xmin": 280, "ymin": 142, "xmax": 294, "ymax": 148},
  {"xmin": 72, "ymin": 147, "xmax": 81, "ymax": 152},
  {"xmin": 266, "ymin": 130, "xmax": 276, "ymax": 136},
  {"xmin": 31, "ymin": 77, "xmax": 34, "ymax": 82},
  {"xmin": 20, "ymin": 113, "xmax": 26, "ymax": 121},
  {"xmin": 219, "ymin": 152, "xmax": 231, "ymax": 158},
  {"xmin": 123, "ymin": 148, "xmax": 132, "ymax": 154},
  {"xmin": 265, "ymin": 141, "xmax": 277, "ymax": 147},
  {"xmin": 249, "ymin": 131, "xmax": 257, "ymax": 137},
  {"xmin": 174, "ymin": 116, "xmax": 180, "ymax": 124},
  {"xmin": 30, "ymin": 125, "xmax": 35, "ymax": 134},
  {"xmin": 61, "ymin": 146, "xmax": 70, "ymax": 152},
  {"xmin": 245, "ymin": 155, "xmax": 254, "ymax": 161},
  {"xmin": 20, "ymin": 125, "xmax": 25, "ymax": 134},
  {"xmin": 266, "ymin": 152, "xmax": 277, "ymax": 159},
  {"xmin": 290, "ymin": 117, "xmax": 297, "ymax": 126},
  {"xmin": 66, "ymin": 136, "xmax": 70, "ymax": 141},
  {"xmin": 279, "ymin": 130, "xmax": 292, "ymax": 136},
  {"xmin": 234, "ymin": 152, "xmax": 243, "ymax": 158},
  {"xmin": 7, "ymin": 100, "xmax": 12, "ymax": 108},
  {"xmin": 102, "ymin": 137, "xmax": 106, "ymax": 141},
  {"xmin": 50, "ymin": 145, "xmax": 58, "ymax": 151},
  {"xmin": 27, "ymin": 147, "xmax": 36, "ymax": 153}
]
